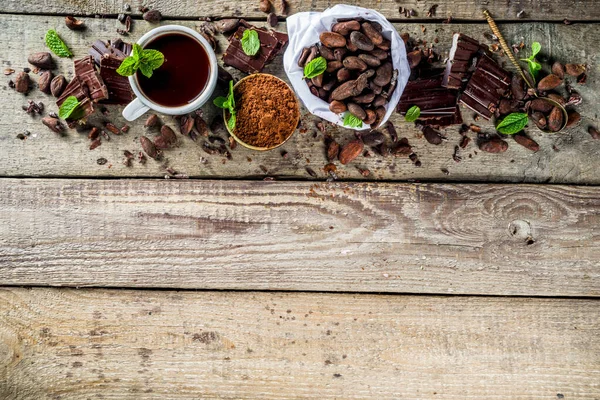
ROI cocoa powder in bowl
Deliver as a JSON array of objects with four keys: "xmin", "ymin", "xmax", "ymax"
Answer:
[{"xmin": 229, "ymin": 74, "xmax": 299, "ymax": 149}]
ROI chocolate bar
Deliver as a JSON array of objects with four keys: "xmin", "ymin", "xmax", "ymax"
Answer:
[
  {"xmin": 89, "ymin": 39, "xmax": 132, "ymax": 66},
  {"xmin": 57, "ymin": 56, "xmax": 109, "ymax": 119},
  {"xmin": 442, "ymin": 33, "xmax": 489, "ymax": 89},
  {"xmin": 398, "ymin": 71, "xmax": 463, "ymax": 127},
  {"xmin": 100, "ymin": 54, "xmax": 134, "ymax": 105},
  {"xmin": 459, "ymin": 54, "xmax": 511, "ymax": 120},
  {"xmin": 223, "ymin": 26, "xmax": 288, "ymax": 73}
]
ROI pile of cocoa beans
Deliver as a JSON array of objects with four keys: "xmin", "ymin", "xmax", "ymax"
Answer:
[{"xmin": 298, "ymin": 18, "xmax": 398, "ymax": 128}]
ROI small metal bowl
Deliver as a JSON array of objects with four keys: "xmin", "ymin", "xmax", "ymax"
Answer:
[
  {"xmin": 224, "ymin": 73, "xmax": 300, "ymax": 151},
  {"xmin": 531, "ymin": 96, "xmax": 569, "ymax": 133}
]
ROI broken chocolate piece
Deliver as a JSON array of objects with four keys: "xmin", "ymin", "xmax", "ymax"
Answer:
[
  {"xmin": 89, "ymin": 39, "xmax": 132, "ymax": 66},
  {"xmin": 57, "ymin": 56, "xmax": 109, "ymax": 119},
  {"xmin": 100, "ymin": 54, "xmax": 134, "ymax": 105},
  {"xmin": 222, "ymin": 25, "xmax": 288, "ymax": 73},
  {"xmin": 442, "ymin": 33, "xmax": 489, "ymax": 89}
]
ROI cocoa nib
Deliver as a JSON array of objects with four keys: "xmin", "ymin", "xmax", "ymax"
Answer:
[
  {"xmin": 65, "ymin": 16, "xmax": 85, "ymax": 30},
  {"xmin": 42, "ymin": 117, "xmax": 63, "ymax": 133},
  {"xmin": 104, "ymin": 122, "xmax": 120, "ymax": 135},
  {"xmin": 22, "ymin": 100, "xmax": 44, "ymax": 114},
  {"xmin": 28, "ymin": 52, "xmax": 53, "ymax": 69}
]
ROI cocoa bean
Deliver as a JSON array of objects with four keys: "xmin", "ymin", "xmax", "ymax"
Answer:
[
  {"xmin": 14, "ymin": 72, "xmax": 30, "ymax": 93},
  {"xmin": 50, "ymin": 75, "xmax": 67, "ymax": 97},
  {"xmin": 360, "ymin": 130, "xmax": 385, "ymax": 146},
  {"xmin": 407, "ymin": 50, "xmax": 422, "ymax": 69},
  {"xmin": 565, "ymin": 63, "xmax": 586, "ymax": 77},
  {"xmin": 267, "ymin": 13, "xmax": 278, "ymax": 27},
  {"xmin": 143, "ymin": 9, "xmax": 162, "ymax": 23},
  {"xmin": 548, "ymin": 107, "xmax": 564, "ymax": 132},
  {"xmin": 88, "ymin": 127, "xmax": 99, "ymax": 140},
  {"xmin": 420, "ymin": 125, "xmax": 443, "ymax": 145},
  {"xmin": 329, "ymin": 100, "xmax": 347, "ymax": 113},
  {"xmin": 514, "ymin": 133, "xmax": 539, "ymax": 152},
  {"xmin": 331, "ymin": 20, "xmax": 360, "ymax": 36},
  {"xmin": 105, "ymin": 122, "xmax": 120, "ymax": 135},
  {"xmin": 588, "ymin": 126, "xmax": 600, "ymax": 140},
  {"xmin": 298, "ymin": 47, "xmax": 311, "ymax": 67},
  {"xmin": 311, "ymin": 73, "xmax": 324, "ymax": 87},
  {"xmin": 325, "ymin": 60, "xmax": 343, "ymax": 73},
  {"xmin": 179, "ymin": 115, "xmax": 194, "ymax": 135},
  {"xmin": 347, "ymin": 103, "xmax": 366, "ymax": 120},
  {"xmin": 42, "ymin": 117, "xmax": 63, "ymax": 133},
  {"xmin": 369, "ymin": 81, "xmax": 383, "ymax": 95},
  {"xmin": 385, "ymin": 69, "xmax": 398, "ymax": 98},
  {"xmin": 90, "ymin": 139, "xmax": 101, "ymax": 150},
  {"xmin": 310, "ymin": 86, "xmax": 319, "ymax": 97},
  {"xmin": 530, "ymin": 98, "xmax": 553, "ymax": 113},
  {"xmin": 498, "ymin": 99, "xmax": 512, "ymax": 115},
  {"xmin": 358, "ymin": 53, "xmax": 381, "ymax": 67},
  {"xmin": 277, "ymin": 0, "xmax": 288, "ymax": 16},
  {"xmin": 65, "ymin": 16, "xmax": 85, "ymax": 30},
  {"xmin": 215, "ymin": 19, "xmax": 240, "ymax": 33},
  {"xmin": 339, "ymin": 139, "xmax": 364, "ymax": 164},
  {"xmin": 195, "ymin": 115, "xmax": 209, "ymax": 137},
  {"xmin": 319, "ymin": 45, "xmax": 336, "ymax": 61},
  {"xmin": 361, "ymin": 22, "xmax": 383, "ymax": 45},
  {"xmin": 140, "ymin": 136, "xmax": 161, "ymax": 159},
  {"xmin": 369, "ymin": 48, "xmax": 388, "ymax": 60},
  {"xmin": 373, "ymin": 62, "xmax": 392, "ymax": 86},
  {"xmin": 372, "ymin": 95, "xmax": 386, "ymax": 107},
  {"xmin": 376, "ymin": 39, "xmax": 391, "ymax": 51},
  {"xmin": 259, "ymin": 0, "xmax": 271, "ymax": 13},
  {"xmin": 346, "ymin": 41, "xmax": 358, "ymax": 53},
  {"xmin": 374, "ymin": 106, "xmax": 386, "ymax": 126},
  {"xmin": 28, "ymin": 52, "xmax": 53, "ymax": 69},
  {"xmin": 364, "ymin": 109, "xmax": 376, "ymax": 125},
  {"xmin": 349, "ymin": 31, "xmax": 374, "ymax": 51},
  {"xmin": 343, "ymin": 56, "xmax": 367, "ymax": 71},
  {"xmin": 479, "ymin": 136, "xmax": 508, "ymax": 153},
  {"xmin": 511, "ymin": 75, "xmax": 526, "ymax": 100},
  {"xmin": 333, "ymin": 48, "xmax": 347, "ymax": 62},
  {"xmin": 547, "ymin": 93, "xmax": 566, "ymax": 105},
  {"xmin": 38, "ymin": 70, "xmax": 53, "ymax": 94},
  {"xmin": 551, "ymin": 61, "xmax": 565, "ymax": 79},
  {"xmin": 352, "ymin": 92, "xmax": 375, "ymax": 104},
  {"xmin": 322, "ymin": 79, "xmax": 336, "ymax": 91},
  {"xmin": 537, "ymin": 74, "xmax": 563, "ymax": 91},
  {"xmin": 370, "ymin": 21, "xmax": 383, "ymax": 32},
  {"xmin": 566, "ymin": 111, "xmax": 581, "ymax": 128},
  {"xmin": 355, "ymin": 72, "xmax": 371, "ymax": 92},
  {"xmin": 320, "ymin": 32, "xmax": 346, "ymax": 48},
  {"xmin": 531, "ymin": 112, "xmax": 547, "ymax": 129},
  {"xmin": 160, "ymin": 125, "xmax": 178, "ymax": 147},
  {"xmin": 306, "ymin": 45, "xmax": 319, "ymax": 64},
  {"xmin": 336, "ymin": 68, "xmax": 351, "ymax": 82},
  {"xmin": 145, "ymin": 114, "xmax": 160, "ymax": 128}
]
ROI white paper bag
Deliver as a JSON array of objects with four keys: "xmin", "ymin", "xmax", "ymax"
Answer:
[{"xmin": 283, "ymin": 4, "xmax": 410, "ymax": 130}]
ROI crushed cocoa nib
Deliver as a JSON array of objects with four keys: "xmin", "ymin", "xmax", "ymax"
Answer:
[
  {"xmin": 459, "ymin": 136, "xmax": 470, "ymax": 149},
  {"xmin": 104, "ymin": 122, "xmax": 120, "ymax": 135},
  {"xmin": 89, "ymin": 138, "xmax": 102, "ymax": 150},
  {"xmin": 125, "ymin": 15, "xmax": 132, "ymax": 32},
  {"xmin": 138, "ymin": 152, "xmax": 147, "ymax": 164},
  {"xmin": 42, "ymin": 117, "xmax": 63, "ymax": 133},
  {"xmin": 22, "ymin": 100, "xmax": 44, "ymax": 115},
  {"xmin": 97, "ymin": 157, "xmax": 108, "ymax": 165},
  {"xmin": 88, "ymin": 127, "xmax": 99, "ymax": 140},
  {"xmin": 15, "ymin": 72, "xmax": 30, "ymax": 93},
  {"xmin": 357, "ymin": 167, "xmax": 370, "ymax": 177},
  {"xmin": 305, "ymin": 167, "xmax": 317, "ymax": 177},
  {"xmin": 202, "ymin": 142, "xmax": 221, "ymax": 155},
  {"xmin": 121, "ymin": 124, "xmax": 130, "ymax": 133},
  {"xmin": 452, "ymin": 146, "xmax": 462, "ymax": 162}
]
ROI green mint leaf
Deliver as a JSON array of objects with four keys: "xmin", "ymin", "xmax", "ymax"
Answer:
[
  {"xmin": 227, "ymin": 80, "xmax": 235, "ymax": 110},
  {"xmin": 132, "ymin": 43, "xmax": 142, "ymax": 59},
  {"xmin": 531, "ymin": 42, "xmax": 541, "ymax": 58},
  {"xmin": 227, "ymin": 113, "xmax": 236, "ymax": 130},
  {"xmin": 58, "ymin": 95, "xmax": 82, "ymax": 120},
  {"xmin": 404, "ymin": 105, "xmax": 421, "ymax": 122},
  {"xmin": 213, "ymin": 96, "xmax": 228, "ymax": 109},
  {"xmin": 138, "ymin": 62, "xmax": 153, "ymax": 78},
  {"xmin": 241, "ymin": 29, "xmax": 260, "ymax": 56},
  {"xmin": 141, "ymin": 49, "xmax": 165, "ymax": 70},
  {"xmin": 303, "ymin": 56, "xmax": 327, "ymax": 79},
  {"xmin": 496, "ymin": 112, "xmax": 528, "ymax": 135},
  {"xmin": 343, "ymin": 112, "xmax": 363, "ymax": 128},
  {"xmin": 45, "ymin": 30, "xmax": 73, "ymax": 58},
  {"xmin": 116, "ymin": 56, "xmax": 138, "ymax": 77}
]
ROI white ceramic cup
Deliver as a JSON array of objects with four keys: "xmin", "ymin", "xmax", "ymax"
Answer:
[{"xmin": 122, "ymin": 25, "xmax": 218, "ymax": 121}]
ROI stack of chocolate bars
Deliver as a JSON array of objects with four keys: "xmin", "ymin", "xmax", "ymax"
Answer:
[
  {"xmin": 398, "ymin": 33, "xmax": 511, "ymax": 126},
  {"xmin": 223, "ymin": 24, "xmax": 288, "ymax": 74}
]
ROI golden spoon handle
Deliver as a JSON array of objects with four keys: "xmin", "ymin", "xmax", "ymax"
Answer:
[{"xmin": 482, "ymin": 9, "xmax": 535, "ymax": 89}]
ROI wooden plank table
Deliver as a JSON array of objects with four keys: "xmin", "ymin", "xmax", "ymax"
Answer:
[{"xmin": 1, "ymin": 1, "xmax": 599, "ymax": 398}]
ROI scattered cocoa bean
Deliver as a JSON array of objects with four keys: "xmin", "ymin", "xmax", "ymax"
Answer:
[
  {"xmin": 65, "ymin": 16, "xmax": 85, "ymax": 30},
  {"xmin": 38, "ymin": 70, "xmax": 53, "ymax": 94},
  {"xmin": 326, "ymin": 140, "xmax": 340, "ymax": 161},
  {"xmin": 195, "ymin": 115, "xmax": 209, "ymax": 136},
  {"xmin": 548, "ymin": 107, "xmax": 564, "ymax": 132},
  {"xmin": 588, "ymin": 126, "xmax": 600, "ymax": 140},
  {"xmin": 140, "ymin": 136, "xmax": 161, "ymax": 159},
  {"xmin": 90, "ymin": 139, "xmax": 102, "ymax": 150},
  {"xmin": 145, "ymin": 114, "xmax": 160, "ymax": 128},
  {"xmin": 530, "ymin": 98, "xmax": 554, "ymax": 113},
  {"xmin": 215, "ymin": 19, "xmax": 240, "ymax": 33},
  {"xmin": 551, "ymin": 62, "xmax": 565, "ymax": 79},
  {"xmin": 349, "ymin": 31, "xmax": 374, "ymax": 51},
  {"xmin": 531, "ymin": 112, "xmax": 547, "ymax": 129},
  {"xmin": 347, "ymin": 103, "xmax": 366, "ymax": 120},
  {"xmin": 88, "ymin": 127, "xmax": 99, "ymax": 140},
  {"xmin": 407, "ymin": 50, "xmax": 422, "ymax": 69},
  {"xmin": 514, "ymin": 133, "xmax": 539, "ymax": 152},
  {"xmin": 537, "ymin": 74, "xmax": 563, "ymax": 91},
  {"xmin": 420, "ymin": 125, "xmax": 444, "ymax": 145},
  {"xmin": 267, "ymin": 13, "xmax": 278, "ymax": 27},
  {"xmin": 105, "ymin": 122, "xmax": 120, "ymax": 135},
  {"xmin": 259, "ymin": 0, "xmax": 271, "ymax": 13},
  {"xmin": 361, "ymin": 22, "xmax": 383, "ymax": 46},
  {"xmin": 28, "ymin": 52, "xmax": 53, "ymax": 69},
  {"xmin": 332, "ymin": 20, "xmax": 360, "ymax": 36},
  {"xmin": 565, "ymin": 63, "xmax": 586, "ymax": 77},
  {"xmin": 155, "ymin": 125, "xmax": 178, "ymax": 149},
  {"xmin": 14, "ymin": 72, "xmax": 30, "ymax": 93},
  {"xmin": 42, "ymin": 117, "xmax": 63, "ymax": 133},
  {"xmin": 360, "ymin": 130, "xmax": 385, "ymax": 146},
  {"xmin": 143, "ymin": 9, "xmax": 162, "ymax": 23},
  {"xmin": 479, "ymin": 136, "xmax": 508, "ymax": 153},
  {"xmin": 339, "ymin": 139, "xmax": 364, "ymax": 164},
  {"xmin": 566, "ymin": 111, "xmax": 581, "ymax": 128},
  {"xmin": 179, "ymin": 115, "xmax": 194, "ymax": 135},
  {"xmin": 320, "ymin": 32, "xmax": 346, "ymax": 48},
  {"xmin": 277, "ymin": 0, "xmax": 288, "ymax": 16},
  {"xmin": 50, "ymin": 75, "xmax": 67, "ymax": 97},
  {"xmin": 329, "ymin": 100, "xmax": 347, "ymax": 113}
]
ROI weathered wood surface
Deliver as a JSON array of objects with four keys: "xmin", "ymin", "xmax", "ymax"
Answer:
[
  {"xmin": 1, "ymin": 287, "xmax": 598, "ymax": 399},
  {"xmin": 1, "ymin": 0, "xmax": 598, "ymax": 21},
  {"xmin": 1, "ymin": 15, "xmax": 599, "ymax": 183},
  {"xmin": 1, "ymin": 178, "xmax": 599, "ymax": 296}
]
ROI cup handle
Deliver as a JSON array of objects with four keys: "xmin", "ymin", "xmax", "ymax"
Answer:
[{"xmin": 122, "ymin": 98, "xmax": 150, "ymax": 121}]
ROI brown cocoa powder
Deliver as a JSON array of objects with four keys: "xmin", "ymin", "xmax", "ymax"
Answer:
[{"xmin": 233, "ymin": 74, "xmax": 299, "ymax": 148}]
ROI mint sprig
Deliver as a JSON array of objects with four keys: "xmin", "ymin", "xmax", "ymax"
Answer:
[
  {"xmin": 58, "ymin": 95, "xmax": 85, "ymax": 120},
  {"xmin": 117, "ymin": 43, "xmax": 165, "ymax": 78},
  {"xmin": 45, "ymin": 30, "xmax": 73, "ymax": 58},
  {"xmin": 404, "ymin": 105, "xmax": 421, "ymax": 122},
  {"xmin": 496, "ymin": 112, "xmax": 528, "ymax": 135},
  {"xmin": 213, "ymin": 80, "xmax": 237, "ymax": 130},
  {"xmin": 241, "ymin": 29, "xmax": 260, "ymax": 56},
  {"xmin": 520, "ymin": 42, "xmax": 542, "ymax": 82},
  {"xmin": 303, "ymin": 56, "xmax": 327, "ymax": 79},
  {"xmin": 343, "ymin": 112, "xmax": 363, "ymax": 128}
]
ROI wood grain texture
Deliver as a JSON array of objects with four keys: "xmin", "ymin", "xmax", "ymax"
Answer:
[
  {"xmin": 1, "ymin": 15, "xmax": 599, "ymax": 183},
  {"xmin": 1, "ymin": 178, "xmax": 599, "ymax": 296},
  {"xmin": 1, "ymin": 0, "xmax": 599, "ymax": 20},
  {"xmin": 1, "ymin": 287, "xmax": 599, "ymax": 399}
]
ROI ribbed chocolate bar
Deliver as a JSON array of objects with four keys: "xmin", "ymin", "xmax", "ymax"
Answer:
[
  {"xmin": 89, "ymin": 39, "xmax": 132, "ymax": 66},
  {"xmin": 459, "ymin": 54, "xmax": 510, "ymax": 120},
  {"xmin": 442, "ymin": 33, "xmax": 489, "ymax": 89},
  {"xmin": 100, "ymin": 54, "xmax": 134, "ymax": 105},
  {"xmin": 223, "ymin": 26, "xmax": 288, "ymax": 73},
  {"xmin": 57, "ymin": 56, "xmax": 109, "ymax": 119}
]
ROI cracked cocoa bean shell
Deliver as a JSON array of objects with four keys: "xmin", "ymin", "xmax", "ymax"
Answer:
[
  {"xmin": 50, "ymin": 74, "xmax": 67, "ymax": 97},
  {"xmin": 38, "ymin": 70, "xmax": 53, "ymax": 94},
  {"xmin": 339, "ymin": 139, "xmax": 364, "ymax": 165},
  {"xmin": 28, "ymin": 52, "xmax": 53, "ymax": 69},
  {"xmin": 320, "ymin": 32, "xmax": 346, "ymax": 48}
]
